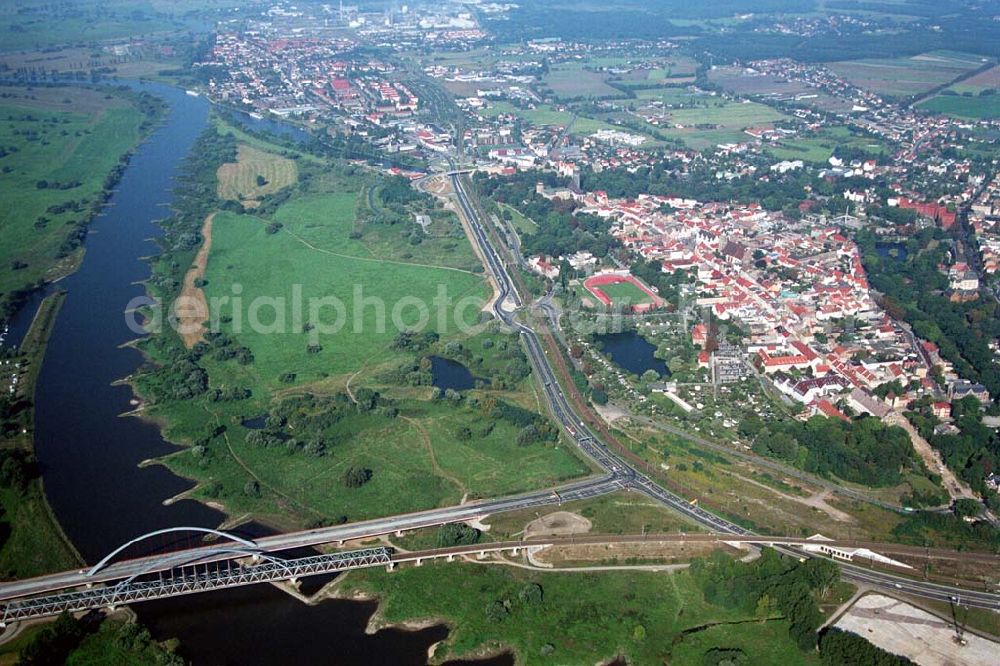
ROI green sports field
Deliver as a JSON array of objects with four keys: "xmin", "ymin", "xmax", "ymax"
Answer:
[{"xmin": 598, "ymin": 279, "xmax": 656, "ymax": 306}]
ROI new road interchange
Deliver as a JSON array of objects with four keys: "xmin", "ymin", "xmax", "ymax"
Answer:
[{"xmin": 0, "ymin": 168, "xmax": 997, "ymax": 621}]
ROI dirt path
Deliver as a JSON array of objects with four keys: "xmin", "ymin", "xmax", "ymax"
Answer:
[
  {"xmin": 886, "ymin": 411, "xmax": 975, "ymax": 501},
  {"xmin": 727, "ymin": 470, "xmax": 855, "ymax": 523},
  {"xmin": 200, "ymin": 403, "xmax": 325, "ymax": 520},
  {"xmin": 177, "ymin": 212, "xmax": 215, "ymax": 348},
  {"xmin": 282, "ymin": 227, "xmax": 479, "ymax": 276},
  {"xmin": 401, "ymin": 415, "xmax": 467, "ymax": 496}
]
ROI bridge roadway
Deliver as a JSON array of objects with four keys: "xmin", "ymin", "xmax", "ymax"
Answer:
[
  {"xmin": 447, "ymin": 170, "xmax": 1000, "ymax": 608},
  {"xmin": 0, "ymin": 476, "xmax": 624, "ymax": 602}
]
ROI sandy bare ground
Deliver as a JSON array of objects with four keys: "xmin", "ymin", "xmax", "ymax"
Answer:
[
  {"xmin": 534, "ymin": 540, "xmax": 720, "ymax": 567},
  {"xmin": 524, "ymin": 511, "xmax": 592, "ymax": 539},
  {"xmin": 176, "ymin": 213, "xmax": 214, "ymax": 348},
  {"xmin": 886, "ymin": 411, "xmax": 975, "ymax": 501},
  {"xmin": 835, "ymin": 593, "xmax": 999, "ymax": 666},
  {"xmin": 728, "ymin": 471, "xmax": 855, "ymax": 523}
]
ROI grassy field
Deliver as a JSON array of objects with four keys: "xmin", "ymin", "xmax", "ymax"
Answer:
[
  {"xmin": 631, "ymin": 89, "xmax": 787, "ymax": 149},
  {"xmin": 194, "ymin": 195, "xmax": 485, "ymax": 387},
  {"xmin": 918, "ymin": 93, "xmax": 1000, "ymax": 119},
  {"xmin": 830, "ymin": 50, "xmax": 989, "ymax": 98},
  {"xmin": 0, "ymin": 0, "xmax": 236, "ymax": 50},
  {"xmin": 498, "ymin": 203, "xmax": 537, "ymax": 235},
  {"xmin": 768, "ymin": 126, "xmax": 889, "ymax": 164},
  {"xmin": 597, "ymin": 280, "xmax": 655, "ymax": 306},
  {"xmin": 0, "ymin": 86, "xmax": 146, "ymax": 301},
  {"xmin": 542, "ymin": 64, "xmax": 623, "ymax": 100},
  {"xmin": 164, "ymin": 400, "xmax": 586, "ymax": 526},
  {"xmin": 143, "ymin": 135, "xmax": 590, "ymax": 528},
  {"xmin": 337, "ymin": 562, "xmax": 820, "ymax": 664},
  {"xmin": 216, "ymin": 144, "xmax": 297, "ymax": 205},
  {"xmin": 619, "ymin": 421, "xmax": 909, "ymax": 543}
]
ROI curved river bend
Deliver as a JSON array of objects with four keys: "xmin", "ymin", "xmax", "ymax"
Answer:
[{"xmin": 31, "ymin": 82, "xmax": 508, "ymax": 666}]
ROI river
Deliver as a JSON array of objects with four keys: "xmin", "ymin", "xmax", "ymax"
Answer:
[{"xmin": 29, "ymin": 82, "xmax": 509, "ymax": 665}]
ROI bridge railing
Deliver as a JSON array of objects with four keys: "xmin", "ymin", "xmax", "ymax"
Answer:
[{"xmin": 0, "ymin": 547, "xmax": 392, "ymax": 626}]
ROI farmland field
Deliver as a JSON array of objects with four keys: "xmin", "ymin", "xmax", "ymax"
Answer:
[
  {"xmin": 830, "ymin": 50, "xmax": 989, "ymax": 98},
  {"xmin": 542, "ymin": 64, "xmax": 624, "ymax": 100},
  {"xmin": 216, "ymin": 144, "xmax": 298, "ymax": 205},
  {"xmin": 945, "ymin": 64, "xmax": 1000, "ymax": 94},
  {"xmin": 767, "ymin": 126, "xmax": 889, "ymax": 164},
  {"xmin": 0, "ymin": 86, "xmax": 147, "ymax": 302},
  {"xmin": 632, "ymin": 92, "xmax": 788, "ymax": 149},
  {"xmin": 918, "ymin": 93, "xmax": 1000, "ymax": 119},
  {"xmin": 478, "ymin": 102, "xmax": 625, "ymax": 138}
]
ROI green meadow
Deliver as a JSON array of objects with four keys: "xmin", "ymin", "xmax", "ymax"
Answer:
[
  {"xmin": 144, "ymin": 129, "xmax": 589, "ymax": 528},
  {"xmin": 919, "ymin": 93, "xmax": 1000, "ymax": 119},
  {"xmin": 338, "ymin": 563, "xmax": 819, "ymax": 665},
  {"xmin": 200, "ymin": 200, "xmax": 486, "ymax": 387},
  {"xmin": 0, "ymin": 87, "xmax": 146, "ymax": 301}
]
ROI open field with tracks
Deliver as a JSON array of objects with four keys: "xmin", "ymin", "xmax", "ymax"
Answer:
[
  {"xmin": 216, "ymin": 144, "xmax": 297, "ymax": 206},
  {"xmin": 830, "ymin": 51, "xmax": 990, "ymax": 98}
]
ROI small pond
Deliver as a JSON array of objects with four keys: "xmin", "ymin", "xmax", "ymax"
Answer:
[
  {"xmin": 430, "ymin": 356, "xmax": 486, "ymax": 391},
  {"xmin": 596, "ymin": 331, "xmax": 670, "ymax": 378}
]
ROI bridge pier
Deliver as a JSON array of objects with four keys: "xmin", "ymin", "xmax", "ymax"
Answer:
[
  {"xmin": 477, "ymin": 551, "xmax": 487, "ymax": 560},
  {"xmin": 386, "ymin": 562, "xmax": 395, "ymax": 572},
  {"xmin": 447, "ymin": 554, "xmax": 454, "ymax": 562},
  {"xmin": 511, "ymin": 547, "xmax": 519, "ymax": 556},
  {"xmin": 415, "ymin": 558, "xmax": 423, "ymax": 567}
]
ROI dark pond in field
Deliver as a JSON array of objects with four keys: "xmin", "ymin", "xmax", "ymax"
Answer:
[
  {"xmin": 241, "ymin": 415, "xmax": 268, "ymax": 430},
  {"xmin": 876, "ymin": 242, "xmax": 909, "ymax": 261},
  {"xmin": 430, "ymin": 355, "xmax": 486, "ymax": 391},
  {"xmin": 29, "ymin": 81, "xmax": 507, "ymax": 665},
  {"xmin": 596, "ymin": 330, "xmax": 669, "ymax": 378}
]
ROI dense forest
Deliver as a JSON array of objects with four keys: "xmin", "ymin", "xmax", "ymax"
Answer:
[
  {"xmin": 690, "ymin": 548, "xmax": 839, "ymax": 650},
  {"xmin": 473, "ymin": 171, "xmax": 617, "ymax": 258},
  {"xmin": 740, "ymin": 414, "xmax": 921, "ymax": 488}
]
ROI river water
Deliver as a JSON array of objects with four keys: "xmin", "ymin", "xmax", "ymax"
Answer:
[{"xmin": 29, "ymin": 82, "xmax": 509, "ymax": 665}]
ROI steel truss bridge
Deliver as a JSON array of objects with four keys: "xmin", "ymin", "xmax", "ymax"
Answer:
[{"xmin": 1, "ymin": 545, "xmax": 392, "ymax": 625}]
